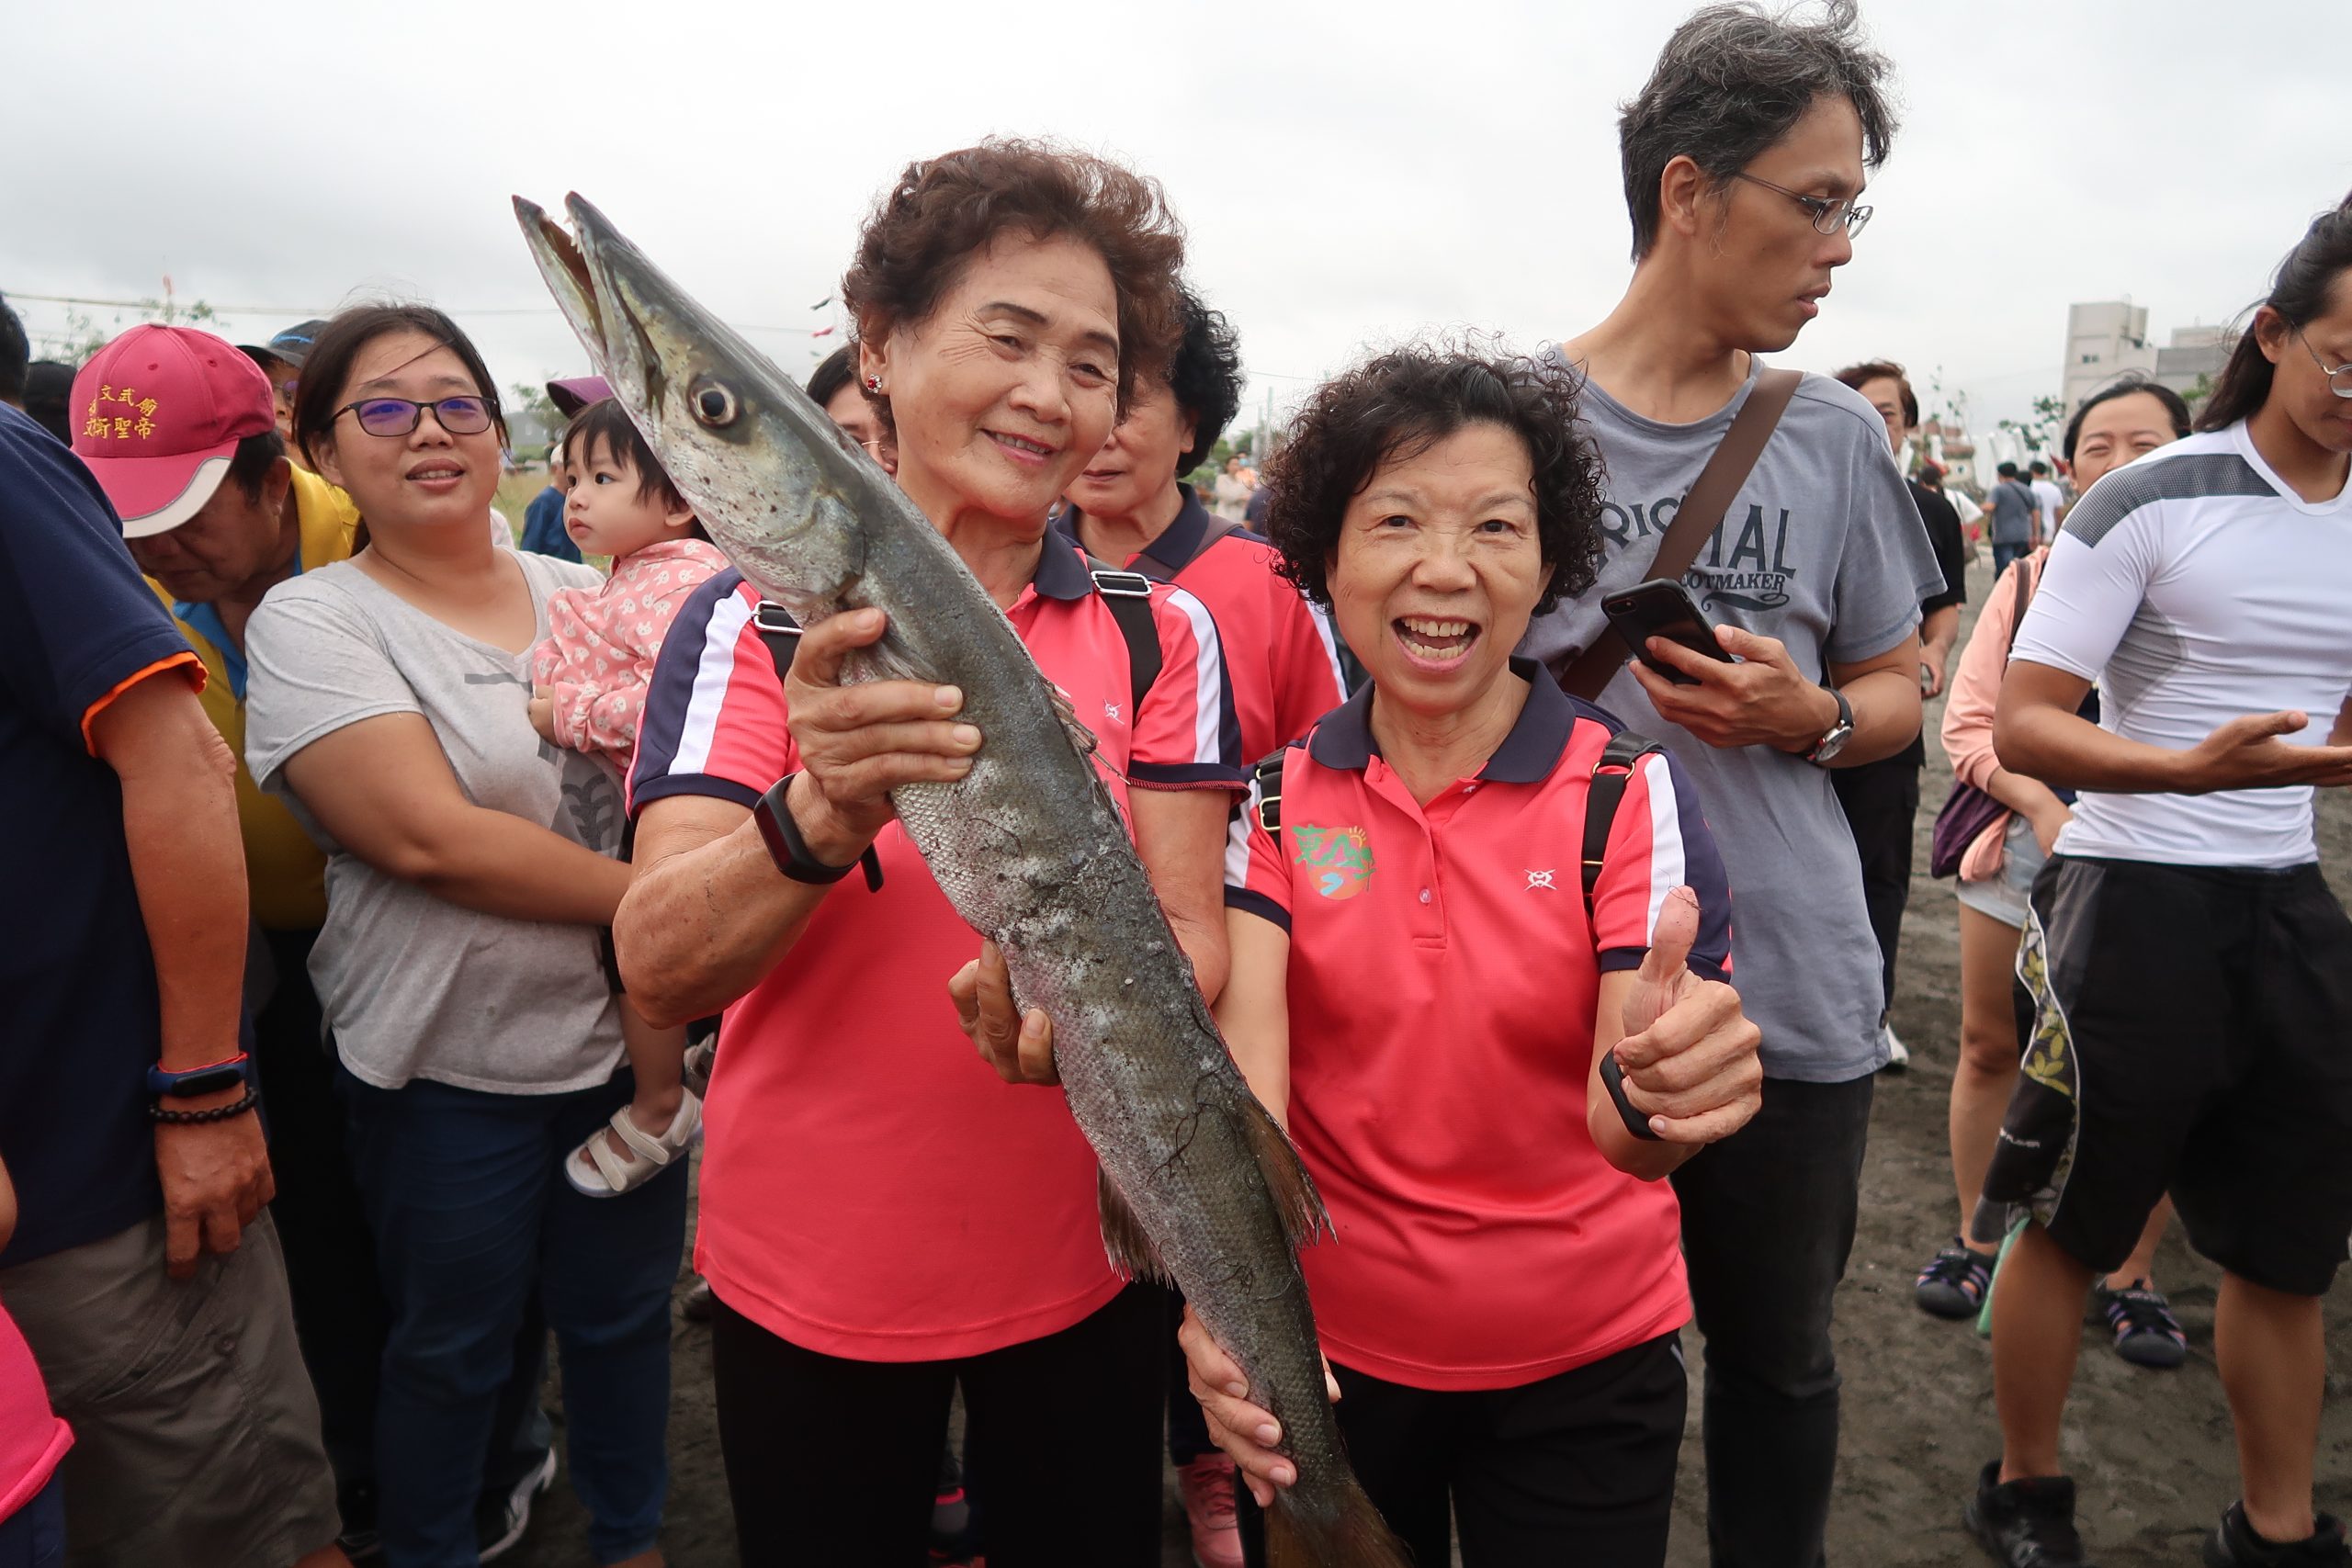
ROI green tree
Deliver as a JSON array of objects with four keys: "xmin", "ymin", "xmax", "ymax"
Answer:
[{"xmin": 1996, "ymin": 393, "xmax": 2067, "ymax": 461}]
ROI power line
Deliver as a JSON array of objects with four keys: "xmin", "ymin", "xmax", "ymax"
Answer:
[{"xmin": 6, "ymin": 291, "xmax": 837, "ymax": 336}]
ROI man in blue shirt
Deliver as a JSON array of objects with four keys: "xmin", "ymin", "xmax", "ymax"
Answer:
[
  {"xmin": 518, "ymin": 435, "xmax": 581, "ymax": 561},
  {"xmin": 0, "ymin": 395, "xmax": 342, "ymax": 1565}
]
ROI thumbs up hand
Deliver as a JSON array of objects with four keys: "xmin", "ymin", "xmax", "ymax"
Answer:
[{"xmin": 1610, "ymin": 886, "xmax": 1763, "ymax": 1146}]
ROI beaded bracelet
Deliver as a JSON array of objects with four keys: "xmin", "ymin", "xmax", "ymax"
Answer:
[{"xmin": 147, "ymin": 1086, "xmax": 262, "ymax": 1125}]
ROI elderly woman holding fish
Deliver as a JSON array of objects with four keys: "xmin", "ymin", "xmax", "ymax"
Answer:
[
  {"xmin": 613, "ymin": 141, "xmax": 1244, "ymax": 1563},
  {"xmin": 973, "ymin": 347, "xmax": 1768, "ymax": 1567}
]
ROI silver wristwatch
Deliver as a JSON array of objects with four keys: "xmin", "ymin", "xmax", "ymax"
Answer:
[{"xmin": 1803, "ymin": 686, "xmax": 1854, "ymax": 766}]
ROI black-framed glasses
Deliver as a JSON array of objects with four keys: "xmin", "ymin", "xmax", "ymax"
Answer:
[
  {"xmin": 333, "ymin": 395, "xmax": 495, "ymax": 438},
  {"xmin": 2298, "ymin": 332, "xmax": 2352, "ymax": 399},
  {"xmin": 1732, "ymin": 172, "xmax": 1873, "ymax": 239}
]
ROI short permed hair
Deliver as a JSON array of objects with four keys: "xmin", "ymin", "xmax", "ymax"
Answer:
[
  {"xmin": 1619, "ymin": 0, "xmax": 1897, "ymax": 260},
  {"xmin": 842, "ymin": 138, "xmax": 1185, "ymax": 433},
  {"xmin": 1167, "ymin": 285, "xmax": 1242, "ymax": 478},
  {"xmin": 1261, "ymin": 346, "xmax": 1608, "ymax": 619},
  {"xmin": 564, "ymin": 398, "xmax": 688, "ymax": 513},
  {"xmin": 1832, "ymin": 358, "xmax": 1917, "ymax": 426}
]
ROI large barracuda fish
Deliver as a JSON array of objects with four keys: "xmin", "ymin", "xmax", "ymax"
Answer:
[{"xmin": 514, "ymin": 195, "xmax": 1406, "ymax": 1566}]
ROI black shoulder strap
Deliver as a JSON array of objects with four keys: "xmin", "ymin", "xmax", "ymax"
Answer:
[
  {"xmin": 1583, "ymin": 730, "xmax": 1667, "ymax": 925},
  {"xmin": 1248, "ymin": 746, "xmax": 1293, "ymax": 833},
  {"xmin": 751, "ymin": 599, "xmax": 881, "ymax": 892},
  {"xmin": 752, "ymin": 599, "xmax": 802, "ymax": 673},
  {"xmin": 1089, "ymin": 567, "xmax": 1162, "ymax": 714}
]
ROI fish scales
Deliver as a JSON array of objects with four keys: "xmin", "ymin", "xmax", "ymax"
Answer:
[{"xmin": 516, "ymin": 192, "xmax": 1408, "ymax": 1567}]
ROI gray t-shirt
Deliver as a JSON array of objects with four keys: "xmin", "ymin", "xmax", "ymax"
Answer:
[
  {"xmin": 1522, "ymin": 359, "xmax": 1945, "ymax": 1081},
  {"xmin": 244, "ymin": 552, "xmax": 628, "ymax": 1094},
  {"xmin": 1985, "ymin": 480, "xmax": 2038, "ymax": 545}
]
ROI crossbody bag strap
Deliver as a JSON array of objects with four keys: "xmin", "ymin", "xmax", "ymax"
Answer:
[
  {"xmin": 1581, "ymin": 730, "xmax": 1667, "ymax": 925},
  {"xmin": 1555, "ymin": 366, "xmax": 1804, "ymax": 701},
  {"xmin": 1087, "ymin": 567, "xmax": 1163, "ymax": 714},
  {"xmin": 2001, "ymin": 551, "xmax": 2035, "ymax": 656}
]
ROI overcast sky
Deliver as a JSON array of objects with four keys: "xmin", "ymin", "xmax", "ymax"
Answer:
[{"xmin": 9, "ymin": 0, "xmax": 2348, "ymax": 442}]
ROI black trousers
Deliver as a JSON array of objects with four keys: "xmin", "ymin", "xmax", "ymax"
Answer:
[
  {"xmin": 710, "ymin": 1284, "xmax": 1164, "ymax": 1567},
  {"xmin": 256, "ymin": 929, "xmax": 550, "ymax": 1506},
  {"xmin": 1832, "ymin": 751, "xmax": 1922, "ymax": 1016},
  {"xmin": 1672, "ymin": 1075, "xmax": 1873, "ymax": 1568},
  {"xmin": 1233, "ymin": 1333, "xmax": 1686, "ymax": 1568}
]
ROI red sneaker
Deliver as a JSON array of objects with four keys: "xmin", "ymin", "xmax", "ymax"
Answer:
[{"xmin": 1177, "ymin": 1454, "xmax": 1244, "ymax": 1568}]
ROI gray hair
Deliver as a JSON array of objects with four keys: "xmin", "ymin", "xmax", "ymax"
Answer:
[{"xmin": 1618, "ymin": 0, "xmax": 1897, "ymax": 260}]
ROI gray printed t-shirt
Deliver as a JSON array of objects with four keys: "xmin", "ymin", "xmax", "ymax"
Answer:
[
  {"xmin": 244, "ymin": 552, "xmax": 628, "ymax": 1094},
  {"xmin": 1521, "ymin": 358, "xmax": 1945, "ymax": 1081}
]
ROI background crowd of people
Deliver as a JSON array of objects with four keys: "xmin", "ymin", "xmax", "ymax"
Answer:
[{"xmin": 4, "ymin": 3, "xmax": 2351, "ymax": 1568}]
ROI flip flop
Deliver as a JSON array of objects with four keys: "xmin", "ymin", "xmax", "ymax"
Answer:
[{"xmin": 565, "ymin": 1088, "xmax": 702, "ymax": 1198}]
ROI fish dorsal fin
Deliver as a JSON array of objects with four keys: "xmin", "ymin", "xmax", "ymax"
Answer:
[
  {"xmin": 1097, "ymin": 1168, "xmax": 1173, "ymax": 1286},
  {"xmin": 1239, "ymin": 1096, "xmax": 1331, "ymax": 1253},
  {"xmin": 1047, "ymin": 682, "xmax": 1100, "ymax": 760}
]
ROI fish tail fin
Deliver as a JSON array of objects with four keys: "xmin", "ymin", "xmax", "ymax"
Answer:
[
  {"xmin": 1240, "ymin": 1095, "xmax": 1331, "ymax": 1252},
  {"xmin": 1266, "ymin": 1479, "xmax": 1415, "ymax": 1567}
]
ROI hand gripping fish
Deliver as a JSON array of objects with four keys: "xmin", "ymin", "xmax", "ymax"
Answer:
[{"xmin": 515, "ymin": 195, "xmax": 1408, "ymax": 1567}]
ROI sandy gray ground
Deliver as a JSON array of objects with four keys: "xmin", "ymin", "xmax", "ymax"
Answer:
[{"xmin": 513, "ymin": 550, "xmax": 2352, "ymax": 1565}]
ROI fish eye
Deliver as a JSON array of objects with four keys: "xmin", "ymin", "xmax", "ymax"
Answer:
[{"xmin": 689, "ymin": 378, "xmax": 739, "ymax": 428}]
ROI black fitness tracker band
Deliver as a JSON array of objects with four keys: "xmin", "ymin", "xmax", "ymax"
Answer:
[
  {"xmin": 1599, "ymin": 1053, "xmax": 1665, "ymax": 1142},
  {"xmin": 752, "ymin": 773, "xmax": 863, "ymax": 885},
  {"xmin": 146, "ymin": 1054, "xmax": 255, "ymax": 1100}
]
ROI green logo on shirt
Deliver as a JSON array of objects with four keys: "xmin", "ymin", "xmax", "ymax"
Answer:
[{"xmin": 1292, "ymin": 823, "xmax": 1374, "ymax": 900}]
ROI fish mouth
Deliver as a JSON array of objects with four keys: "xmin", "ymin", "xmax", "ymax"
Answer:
[{"xmin": 514, "ymin": 193, "xmax": 702, "ymax": 431}]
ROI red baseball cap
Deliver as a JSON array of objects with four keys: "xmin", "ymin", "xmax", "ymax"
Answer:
[{"xmin": 73, "ymin": 325, "xmax": 277, "ymax": 538}]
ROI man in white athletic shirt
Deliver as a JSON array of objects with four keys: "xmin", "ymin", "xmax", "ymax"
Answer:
[{"xmin": 1965, "ymin": 194, "xmax": 2352, "ymax": 1568}]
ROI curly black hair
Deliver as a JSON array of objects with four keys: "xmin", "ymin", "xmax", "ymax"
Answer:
[
  {"xmin": 1260, "ymin": 346, "xmax": 1608, "ymax": 618},
  {"xmin": 1167, "ymin": 284, "xmax": 1242, "ymax": 477}
]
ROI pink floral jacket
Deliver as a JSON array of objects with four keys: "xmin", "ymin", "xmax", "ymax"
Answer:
[{"xmin": 529, "ymin": 538, "xmax": 729, "ymax": 769}]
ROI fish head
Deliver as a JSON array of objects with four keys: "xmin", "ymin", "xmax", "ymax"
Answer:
[{"xmin": 514, "ymin": 192, "xmax": 887, "ymax": 610}]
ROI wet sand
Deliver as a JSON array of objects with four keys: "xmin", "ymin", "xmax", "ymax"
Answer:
[{"xmin": 514, "ymin": 550, "xmax": 2352, "ymax": 1565}]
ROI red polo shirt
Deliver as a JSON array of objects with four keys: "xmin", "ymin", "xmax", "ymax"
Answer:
[
  {"xmin": 1225, "ymin": 661, "xmax": 1733, "ymax": 1390},
  {"xmin": 1058, "ymin": 490, "xmax": 1349, "ymax": 761},
  {"xmin": 631, "ymin": 542, "xmax": 1245, "ymax": 1360}
]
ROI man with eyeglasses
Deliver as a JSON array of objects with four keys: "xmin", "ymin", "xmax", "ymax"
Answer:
[
  {"xmin": 1520, "ymin": 6, "xmax": 1945, "ymax": 1566},
  {"xmin": 71, "ymin": 326, "xmax": 551, "ymax": 1562}
]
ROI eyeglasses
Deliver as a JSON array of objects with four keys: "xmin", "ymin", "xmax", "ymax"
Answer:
[
  {"xmin": 2298, "ymin": 332, "xmax": 2352, "ymax": 399},
  {"xmin": 1731, "ymin": 172, "xmax": 1873, "ymax": 239},
  {"xmin": 333, "ymin": 395, "xmax": 495, "ymax": 438}
]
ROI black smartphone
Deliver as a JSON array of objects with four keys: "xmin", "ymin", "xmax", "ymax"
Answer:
[{"xmin": 1600, "ymin": 579, "xmax": 1733, "ymax": 685}]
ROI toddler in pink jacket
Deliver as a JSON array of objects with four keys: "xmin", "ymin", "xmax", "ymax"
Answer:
[{"xmin": 528, "ymin": 399, "xmax": 726, "ymax": 1196}]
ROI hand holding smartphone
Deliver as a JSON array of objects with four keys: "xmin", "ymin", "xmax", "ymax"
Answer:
[{"xmin": 1601, "ymin": 579, "xmax": 1735, "ymax": 686}]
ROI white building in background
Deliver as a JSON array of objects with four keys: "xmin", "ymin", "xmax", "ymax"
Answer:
[
  {"xmin": 2155, "ymin": 324, "xmax": 2231, "ymax": 401},
  {"xmin": 2062, "ymin": 301, "xmax": 2155, "ymax": 415}
]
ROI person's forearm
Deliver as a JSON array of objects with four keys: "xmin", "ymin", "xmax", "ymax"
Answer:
[
  {"xmin": 118, "ymin": 737, "xmax": 249, "ymax": 1069},
  {"xmin": 401, "ymin": 807, "xmax": 630, "ymax": 924},
  {"xmin": 1980, "ymin": 765, "xmax": 2069, "ymax": 823},
  {"xmin": 1922, "ymin": 605, "xmax": 1960, "ymax": 667},
  {"xmin": 1995, "ymin": 699, "xmax": 2184, "ymax": 795},
  {"xmin": 1827, "ymin": 665, "xmax": 1925, "ymax": 767},
  {"xmin": 614, "ymin": 819, "xmax": 830, "ymax": 1026}
]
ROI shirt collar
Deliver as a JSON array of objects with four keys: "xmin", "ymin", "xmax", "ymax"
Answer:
[
  {"xmin": 1031, "ymin": 535, "xmax": 1097, "ymax": 601},
  {"xmin": 1053, "ymin": 484, "xmax": 1216, "ymax": 582},
  {"xmin": 1306, "ymin": 657, "xmax": 1575, "ymax": 783}
]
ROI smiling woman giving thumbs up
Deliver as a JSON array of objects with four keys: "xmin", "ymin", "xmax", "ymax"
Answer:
[{"xmin": 1159, "ymin": 345, "xmax": 1762, "ymax": 1568}]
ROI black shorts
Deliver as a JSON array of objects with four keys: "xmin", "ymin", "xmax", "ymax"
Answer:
[
  {"xmin": 1979, "ymin": 854, "xmax": 2352, "ymax": 1296},
  {"xmin": 1236, "ymin": 1333, "xmax": 1687, "ymax": 1568}
]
